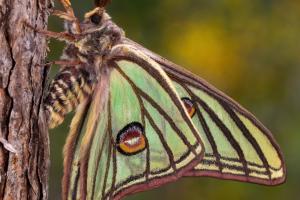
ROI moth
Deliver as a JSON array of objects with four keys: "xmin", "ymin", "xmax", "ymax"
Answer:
[{"xmin": 41, "ymin": 0, "xmax": 286, "ymax": 199}]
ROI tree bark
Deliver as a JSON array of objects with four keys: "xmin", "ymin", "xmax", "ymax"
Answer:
[{"xmin": 0, "ymin": 0, "xmax": 52, "ymax": 199}]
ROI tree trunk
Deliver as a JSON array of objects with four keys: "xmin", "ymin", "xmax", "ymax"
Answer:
[{"xmin": 0, "ymin": 0, "xmax": 52, "ymax": 199}]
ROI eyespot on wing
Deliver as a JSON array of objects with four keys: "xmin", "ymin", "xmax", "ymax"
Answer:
[{"xmin": 116, "ymin": 122, "xmax": 147, "ymax": 156}]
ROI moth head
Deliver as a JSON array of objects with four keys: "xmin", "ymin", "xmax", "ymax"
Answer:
[
  {"xmin": 80, "ymin": 7, "xmax": 110, "ymax": 31},
  {"xmin": 89, "ymin": 0, "xmax": 112, "ymax": 25},
  {"xmin": 72, "ymin": 7, "xmax": 124, "ymax": 56}
]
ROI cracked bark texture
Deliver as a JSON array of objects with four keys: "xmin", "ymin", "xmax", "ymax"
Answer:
[{"xmin": 0, "ymin": 0, "xmax": 52, "ymax": 199}]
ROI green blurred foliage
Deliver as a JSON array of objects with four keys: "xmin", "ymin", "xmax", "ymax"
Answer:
[{"xmin": 48, "ymin": 0, "xmax": 300, "ymax": 199}]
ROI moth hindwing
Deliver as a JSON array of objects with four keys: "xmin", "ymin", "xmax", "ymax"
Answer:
[{"xmin": 43, "ymin": 1, "xmax": 286, "ymax": 200}]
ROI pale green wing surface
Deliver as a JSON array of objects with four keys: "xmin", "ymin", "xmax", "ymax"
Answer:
[
  {"xmin": 122, "ymin": 39, "xmax": 286, "ymax": 185},
  {"xmin": 171, "ymin": 81, "xmax": 285, "ymax": 185},
  {"xmin": 62, "ymin": 46, "xmax": 204, "ymax": 200}
]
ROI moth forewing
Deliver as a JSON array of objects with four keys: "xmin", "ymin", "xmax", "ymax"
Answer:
[
  {"xmin": 119, "ymin": 39, "xmax": 286, "ymax": 185},
  {"xmin": 60, "ymin": 43, "xmax": 206, "ymax": 200},
  {"xmin": 105, "ymin": 46, "xmax": 204, "ymax": 199}
]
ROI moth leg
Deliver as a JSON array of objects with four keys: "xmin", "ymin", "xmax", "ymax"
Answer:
[
  {"xmin": 48, "ymin": 60, "xmax": 83, "ymax": 67},
  {"xmin": 25, "ymin": 22, "xmax": 77, "ymax": 42},
  {"xmin": 35, "ymin": 29, "xmax": 76, "ymax": 42},
  {"xmin": 59, "ymin": 0, "xmax": 73, "ymax": 13},
  {"xmin": 51, "ymin": 10, "xmax": 76, "ymax": 22},
  {"xmin": 37, "ymin": 30, "xmax": 77, "ymax": 42},
  {"xmin": 57, "ymin": 0, "xmax": 81, "ymax": 34}
]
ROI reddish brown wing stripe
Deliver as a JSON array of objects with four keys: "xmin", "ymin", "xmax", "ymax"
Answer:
[{"xmin": 44, "ymin": 66, "xmax": 97, "ymax": 129}]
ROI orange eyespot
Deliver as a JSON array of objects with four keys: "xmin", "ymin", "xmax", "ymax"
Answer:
[
  {"xmin": 181, "ymin": 97, "xmax": 196, "ymax": 118},
  {"xmin": 116, "ymin": 122, "xmax": 146, "ymax": 155}
]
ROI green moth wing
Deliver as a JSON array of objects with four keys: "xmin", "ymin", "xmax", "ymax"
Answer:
[
  {"xmin": 122, "ymin": 39, "xmax": 286, "ymax": 185},
  {"xmin": 173, "ymin": 77, "xmax": 285, "ymax": 185},
  {"xmin": 62, "ymin": 45, "xmax": 204, "ymax": 200}
]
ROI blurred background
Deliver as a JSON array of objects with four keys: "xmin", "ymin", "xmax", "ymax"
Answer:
[{"xmin": 48, "ymin": 0, "xmax": 300, "ymax": 199}]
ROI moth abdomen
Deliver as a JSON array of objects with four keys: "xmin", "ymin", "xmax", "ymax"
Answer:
[{"xmin": 44, "ymin": 66, "xmax": 96, "ymax": 129}]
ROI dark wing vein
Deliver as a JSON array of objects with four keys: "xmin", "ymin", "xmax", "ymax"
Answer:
[
  {"xmin": 182, "ymin": 79, "xmax": 271, "ymax": 177},
  {"xmin": 91, "ymin": 127, "xmax": 108, "ymax": 200},
  {"xmin": 101, "ymin": 131, "xmax": 112, "ymax": 199},
  {"xmin": 114, "ymin": 67, "xmax": 150, "ymax": 180},
  {"xmin": 116, "ymin": 56, "xmax": 202, "ymax": 145},
  {"xmin": 144, "ymin": 109, "xmax": 177, "ymax": 171},
  {"xmin": 72, "ymin": 168, "xmax": 80, "ymax": 200},
  {"xmin": 108, "ymin": 97, "xmax": 117, "ymax": 199},
  {"xmin": 187, "ymin": 88, "xmax": 249, "ymax": 176},
  {"xmin": 178, "ymin": 81, "xmax": 222, "ymax": 171},
  {"xmin": 141, "ymin": 90, "xmax": 197, "ymax": 155},
  {"xmin": 116, "ymin": 67, "xmax": 176, "ymax": 171},
  {"xmin": 196, "ymin": 108, "xmax": 223, "ymax": 171},
  {"xmin": 116, "ymin": 65, "xmax": 196, "ymax": 155},
  {"xmin": 220, "ymin": 103, "xmax": 271, "ymax": 178}
]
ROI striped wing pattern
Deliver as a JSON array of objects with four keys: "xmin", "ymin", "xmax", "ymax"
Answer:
[
  {"xmin": 171, "ymin": 79, "xmax": 285, "ymax": 185},
  {"xmin": 63, "ymin": 45, "xmax": 203, "ymax": 200},
  {"xmin": 62, "ymin": 41, "xmax": 285, "ymax": 200},
  {"xmin": 121, "ymin": 39, "xmax": 285, "ymax": 185},
  {"xmin": 123, "ymin": 40, "xmax": 286, "ymax": 185}
]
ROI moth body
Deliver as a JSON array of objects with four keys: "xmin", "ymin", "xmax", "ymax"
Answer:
[
  {"xmin": 45, "ymin": 8, "xmax": 124, "ymax": 128},
  {"xmin": 44, "ymin": 65, "xmax": 96, "ymax": 128}
]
